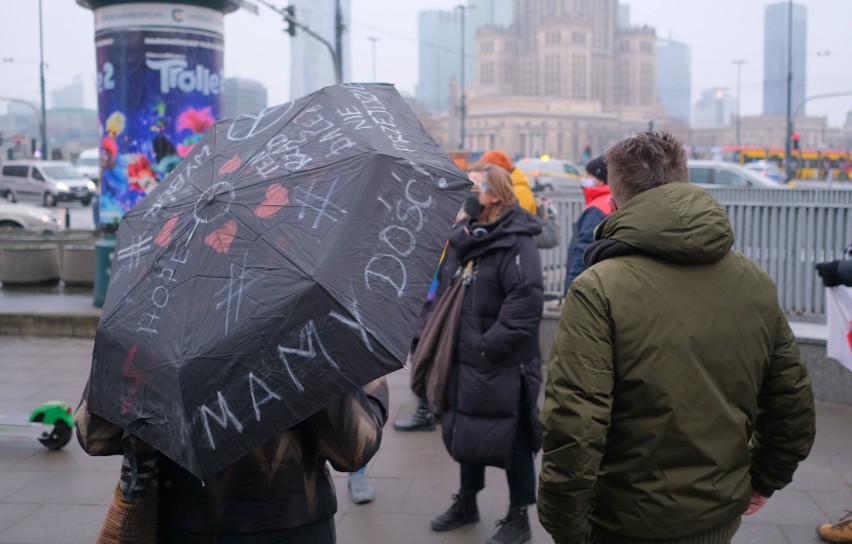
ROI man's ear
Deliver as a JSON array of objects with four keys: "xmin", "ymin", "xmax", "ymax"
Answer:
[{"xmin": 609, "ymin": 196, "xmax": 618, "ymax": 211}]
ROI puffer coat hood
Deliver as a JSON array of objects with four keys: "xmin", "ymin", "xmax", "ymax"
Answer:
[{"xmin": 595, "ymin": 182, "xmax": 733, "ymax": 265}]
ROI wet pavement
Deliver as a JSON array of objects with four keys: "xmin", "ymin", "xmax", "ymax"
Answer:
[{"xmin": 0, "ymin": 292, "xmax": 850, "ymax": 543}]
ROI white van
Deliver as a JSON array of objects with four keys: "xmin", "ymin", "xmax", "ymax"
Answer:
[
  {"xmin": 0, "ymin": 160, "xmax": 97, "ymax": 207},
  {"xmin": 74, "ymin": 148, "xmax": 100, "ymax": 182}
]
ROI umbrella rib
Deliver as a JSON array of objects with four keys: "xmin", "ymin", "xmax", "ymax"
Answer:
[{"xmin": 210, "ymin": 92, "xmax": 332, "ymax": 197}]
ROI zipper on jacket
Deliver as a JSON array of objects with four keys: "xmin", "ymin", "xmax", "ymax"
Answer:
[{"xmin": 515, "ymin": 254, "xmax": 524, "ymax": 282}]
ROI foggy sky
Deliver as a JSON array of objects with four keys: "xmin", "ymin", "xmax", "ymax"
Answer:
[{"xmin": 0, "ymin": 0, "xmax": 848, "ymax": 126}]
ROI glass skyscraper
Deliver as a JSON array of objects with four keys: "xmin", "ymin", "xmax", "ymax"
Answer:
[
  {"xmin": 289, "ymin": 0, "xmax": 352, "ymax": 101},
  {"xmin": 657, "ymin": 39, "xmax": 691, "ymax": 123},
  {"xmin": 415, "ymin": 9, "xmax": 462, "ymax": 113},
  {"xmin": 415, "ymin": 0, "xmax": 513, "ymax": 113},
  {"xmin": 763, "ymin": 2, "xmax": 807, "ymax": 116}
]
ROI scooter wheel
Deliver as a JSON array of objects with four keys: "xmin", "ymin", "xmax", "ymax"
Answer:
[{"xmin": 39, "ymin": 421, "xmax": 72, "ymax": 450}]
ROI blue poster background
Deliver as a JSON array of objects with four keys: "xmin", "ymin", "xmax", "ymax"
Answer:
[{"xmin": 96, "ymin": 29, "xmax": 224, "ymax": 225}]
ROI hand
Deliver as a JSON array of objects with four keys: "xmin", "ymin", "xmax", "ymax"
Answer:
[
  {"xmin": 743, "ymin": 492, "xmax": 768, "ymax": 515},
  {"xmin": 816, "ymin": 261, "xmax": 842, "ymax": 287}
]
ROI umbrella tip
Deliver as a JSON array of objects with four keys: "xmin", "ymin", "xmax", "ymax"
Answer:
[{"xmin": 207, "ymin": 193, "xmax": 216, "ymax": 203}]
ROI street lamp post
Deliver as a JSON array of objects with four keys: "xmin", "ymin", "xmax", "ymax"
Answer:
[
  {"xmin": 367, "ymin": 36, "xmax": 379, "ymax": 81},
  {"xmin": 456, "ymin": 4, "xmax": 466, "ymax": 150},
  {"xmin": 732, "ymin": 59, "xmax": 746, "ymax": 146},
  {"xmin": 334, "ymin": 0, "xmax": 343, "ymax": 84},
  {"xmin": 783, "ymin": 0, "xmax": 793, "ymax": 181},
  {"xmin": 37, "ymin": 0, "xmax": 47, "ymax": 160}
]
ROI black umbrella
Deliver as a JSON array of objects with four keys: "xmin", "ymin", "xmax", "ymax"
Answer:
[{"xmin": 85, "ymin": 84, "xmax": 471, "ymax": 480}]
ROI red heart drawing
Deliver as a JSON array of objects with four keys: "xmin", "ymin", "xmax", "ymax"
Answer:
[
  {"xmin": 255, "ymin": 184, "xmax": 289, "ymax": 219},
  {"xmin": 205, "ymin": 219, "xmax": 238, "ymax": 254},
  {"xmin": 154, "ymin": 214, "xmax": 179, "ymax": 247},
  {"xmin": 846, "ymin": 321, "xmax": 852, "ymax": 353},
  {"xmin": 219, "ymin": 155, "xmax": 242, "ymax": 175}
]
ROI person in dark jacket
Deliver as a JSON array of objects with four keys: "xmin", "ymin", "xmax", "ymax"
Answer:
[
  {"xmin": 76, "ymin": 377, "xmax": 388, "ymax": 544},
  {"xmin": 563, "ymin": 154, "xmax": 613, "ymax": 292},
  {"xmin": 539, "ymin": 132, "xmax": 816, "ymax": 544},
  {"xmin": 816, "ymin": 248, "xmax": 852, "ymax": 287},
  {"xmin": 430, "ymin": 162, "xmax": 544, "ymax": 544},
  {"xmin": 815, "ymin": 247, "xmax": 852, "ymax": 544}
]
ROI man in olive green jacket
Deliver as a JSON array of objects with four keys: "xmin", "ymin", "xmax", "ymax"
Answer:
[{"xmin": 538, "ymin": 132, "xmax": 816, "ymax": 544}]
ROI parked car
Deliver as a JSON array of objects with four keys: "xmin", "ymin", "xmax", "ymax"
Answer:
[
  {"xmin": 0, "ymin": 201, "xmax": 60, "ymax": 232},
  {"xmin": 516, "ymin": 156, "xmax": 583, "ymax": 192},
  {"xmin": 0, "ymin": 160, "xmax": 97, "ymax": 207},
  {"xmin": 687, "ymin": 160, "xmax": 787, "ymax": 189},
  {"xmin": 744, "ymin": 160, "xmax": 786, "ymax": 182},
  {"xmin": 74, "ymin": 148, "xmax": 100, "ymax": 183}
]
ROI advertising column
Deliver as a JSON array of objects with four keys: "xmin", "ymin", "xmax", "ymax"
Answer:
[{"xmin": 94, "ymin": 3, "xmax": 225, "ymax": 226}]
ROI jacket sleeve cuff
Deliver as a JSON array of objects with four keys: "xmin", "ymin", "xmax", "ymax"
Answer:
[{"xmin": 751, "ymin": 479, "xmax": 776, "ymax": 498}]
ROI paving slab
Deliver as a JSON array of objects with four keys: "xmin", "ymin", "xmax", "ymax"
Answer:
[{"xmin": 0, "ymin": 335, "xmax": 850, "ymax": 544}]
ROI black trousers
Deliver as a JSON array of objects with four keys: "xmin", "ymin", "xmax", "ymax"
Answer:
[{"xmin": 459, "ymin": 423, "xmax": 537, "ymax": 508}]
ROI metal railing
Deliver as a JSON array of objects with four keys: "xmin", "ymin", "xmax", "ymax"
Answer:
[{"xmin": 544, "ymin": 187, "xmax": 852, "ymax": 321}]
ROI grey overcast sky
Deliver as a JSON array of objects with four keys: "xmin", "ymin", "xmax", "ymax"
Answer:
[{"xmin": 0, "ymin": 0, "xmax": 849, "ymax": 126}]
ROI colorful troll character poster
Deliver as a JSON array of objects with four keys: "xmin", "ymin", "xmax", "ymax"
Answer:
[{"xmin": 94, "ymin": 4, "xmax": 224, "ymax": 226}]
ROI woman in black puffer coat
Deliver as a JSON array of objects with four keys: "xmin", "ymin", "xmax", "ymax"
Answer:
[{"xmin": 430, "ymin": 163, "xmax": 544, "ymax": 544}]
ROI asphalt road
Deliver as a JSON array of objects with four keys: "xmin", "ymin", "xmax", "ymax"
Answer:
[{"xmin": 49, "ymin": 202, "xmax": 96, "ymax": 231}]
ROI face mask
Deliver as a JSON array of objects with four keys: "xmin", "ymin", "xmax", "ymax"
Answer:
[
  {"xmin": 581, "ymin": 177, "xmax": 595, "ymax": 188},
  {"xmin": 463, "ymin": 194, "xmax": 484, "ymax": 217}
]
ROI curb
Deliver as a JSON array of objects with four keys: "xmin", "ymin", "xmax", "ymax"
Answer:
[{"xmin": 0, "ymin": 312, "xmax": 100, "ymax": 338}]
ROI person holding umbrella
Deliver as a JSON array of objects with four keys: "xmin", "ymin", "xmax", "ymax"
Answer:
[
  {"xmin": 429, "ymin": 163, "xmax": 544, "ymax": 544},
  {"xmin": 73, "ymin": 83, "xmax": 475, "ymax": 544},
  {"xmin": 77, "ymin": 376, "xmax": 388, "ymax": 543}
]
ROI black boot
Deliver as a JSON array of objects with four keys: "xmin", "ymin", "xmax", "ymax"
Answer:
[
  {"xmin": 393, "ymin": 399, "xmax": 436, "ymax": 432},
  {"xmin": 430, "ymin": 490, "xmax": 480, "ymax": 531},
  {"xmin": 487, "ymin": 507, "xmax": 531, "ymax": 544}
]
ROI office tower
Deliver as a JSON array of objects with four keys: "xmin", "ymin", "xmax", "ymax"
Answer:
[
  {"xmin": 52, "ymin": 74, "xmax": 85, "ymax": 110},
  {"xmin": 612, "ymin": 26, "xmax": 656, "ymax": 109},
  {"xmin": 415, "ymin": 10, "xmax": 462, "ymax": 113},
  {"xmin": 289, "ymin": 0, "xmax": 351, "ymax": 100},
  {"xmin": 222, "ymin": 77, "xmax": 269, "ymax": 117},
  {"xmin": 693, "ymin": 88, "xmax": 736, "ymax": 128},
  {"xmin": 618, "ymin": 4, "xmax": 630, "ymax": 29},
  {"xmin": 763, "ymin": 2, "xmax": 806, "ymax": 115},
  {"xmin": 657, "ymin": 39, "xmax": 691, "ymax": 123},
  {"xmin": 416, "ymin": 1, "xmax": 513, "ymax": 113},
  {"xmin": 465, "ymin": 0, "xmax": 513, "ymax": 85}
]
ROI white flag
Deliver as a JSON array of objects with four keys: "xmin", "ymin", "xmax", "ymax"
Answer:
[{"xmin": 826, "ymin": 286, "xmax": 852, "ymax": 373}]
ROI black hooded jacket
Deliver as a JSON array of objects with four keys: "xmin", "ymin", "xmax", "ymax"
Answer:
[{"xmin": 439, "ymin": 203, "xmax": 545, "ymax": 468}]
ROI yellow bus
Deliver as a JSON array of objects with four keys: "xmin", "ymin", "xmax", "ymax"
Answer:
[{"xmin": 720, "ymin": 145, "xmax": 851, "ymax": 180}]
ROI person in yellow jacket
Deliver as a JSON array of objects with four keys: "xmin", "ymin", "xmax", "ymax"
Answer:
[{"xmin": 480, "ymin": 150, "xmax": 538, "ymax": 216}]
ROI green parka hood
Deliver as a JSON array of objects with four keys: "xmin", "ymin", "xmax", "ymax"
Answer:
[{"xmin": 595, "ymin": 182, "xmax": 734, "ymax": 265}]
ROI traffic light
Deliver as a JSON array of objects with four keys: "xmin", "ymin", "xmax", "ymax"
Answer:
[
  {"xmin": 284, "ymin": 5, "xmax": 296, "ymax": 37},
  {"xmin": 792, "ymin": 132, "xmax": 800, "ymax": 150}
]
